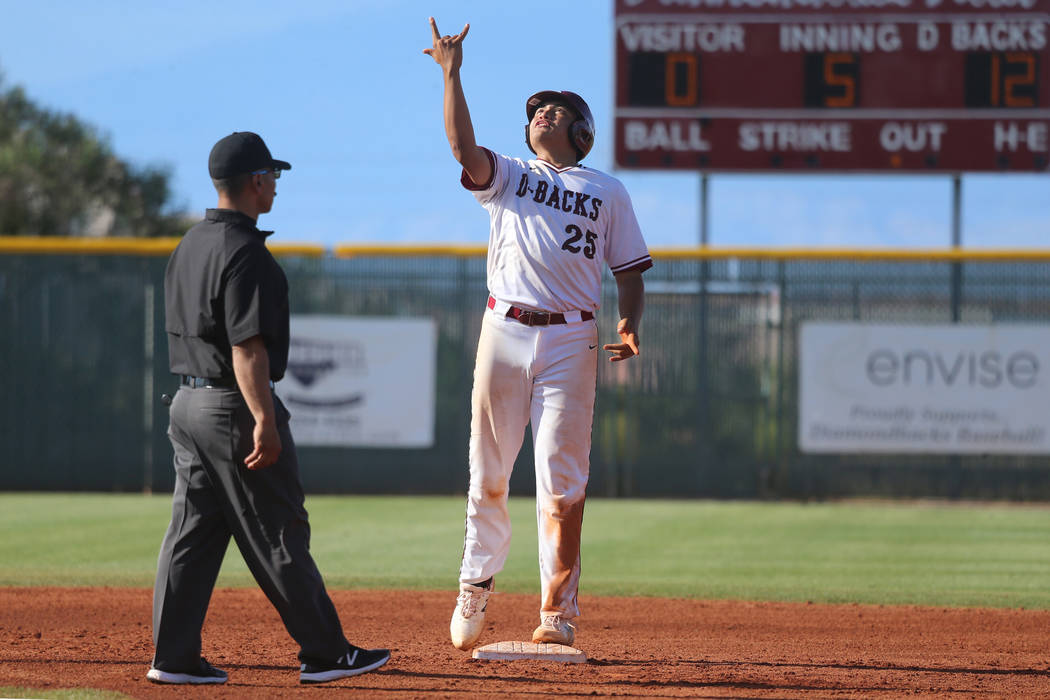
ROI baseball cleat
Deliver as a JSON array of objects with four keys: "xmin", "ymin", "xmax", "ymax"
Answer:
[
  {"xmin": 146, "ymin": 657, "xmax": 228, "ymax": 684},
  {"xmin": 450, "ymin": 578, "xmax": 493, "ymax": 650},
  {"xmin": 299, "ymin": 645, "xmax": 391, "ymax": 684},
  {"xmin": 532, "ymin": 614, "xmax": 576, "ymax": 646}
]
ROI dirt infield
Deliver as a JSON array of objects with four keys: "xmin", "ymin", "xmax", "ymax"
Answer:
[{"xmin": 2, "ymin": 587, "xmax": 1049, "ymax": 698}]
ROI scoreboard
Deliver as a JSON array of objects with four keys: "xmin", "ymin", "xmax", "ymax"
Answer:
[{"xmin": 614, "ymin": 0, "xmax": 1050, "ymax": 172}]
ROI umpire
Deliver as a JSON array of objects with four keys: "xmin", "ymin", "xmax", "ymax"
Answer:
[{"xmin": 148, "ymin": 131, "xmax": 390, "ymax": 685}]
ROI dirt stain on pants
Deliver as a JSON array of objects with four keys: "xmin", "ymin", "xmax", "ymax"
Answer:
[{"xmin": 538, "ymin": 496, "xmax": 585, "ymax": 617}]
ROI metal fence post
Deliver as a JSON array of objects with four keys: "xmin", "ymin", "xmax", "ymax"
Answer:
[
  {"xmin": 775, "ymin": 259, "xmax": 788, "ymax": 496},
  {"xmin": 698, "ymin": 256, "xmax": 710, "ymax": 485},
  {"xmin": 951, "ymin": 174, "xmax": 963, "ymax": 322},
  {"xmin": 142, "ymin": 277, "xmax": 154, "ymax": 494},
  {"xmin": 949, "ymin": 174, "xmax": 963, "ymax": 496}
]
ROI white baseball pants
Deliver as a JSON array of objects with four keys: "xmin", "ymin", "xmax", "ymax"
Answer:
[{"xmin": 459, "ymin": 307, "xmax": 598, "ymax": 618}]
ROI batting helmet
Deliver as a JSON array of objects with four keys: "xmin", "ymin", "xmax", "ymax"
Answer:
[{"xmin": 525, "ymin": 90, "xmax": 595, "ymax": 162}]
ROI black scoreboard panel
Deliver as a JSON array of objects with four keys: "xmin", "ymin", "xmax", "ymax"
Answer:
[{"xmin": 614, "ymin": 1, "xmax": 1050, "ymax": 172}]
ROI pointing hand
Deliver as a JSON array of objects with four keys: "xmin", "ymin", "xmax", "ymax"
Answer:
[{"xmin": 422, "ymin": 17, "xmax": 470, "ymax": 72}]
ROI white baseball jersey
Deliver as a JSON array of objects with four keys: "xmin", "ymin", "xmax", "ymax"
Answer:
[
  {"xmin": 462, "ymin": 148, "xmax": 652, "ymax": 312},
  {"xmin": 456, "ymin": 147, "xmax": 652, "ymax": 621}
]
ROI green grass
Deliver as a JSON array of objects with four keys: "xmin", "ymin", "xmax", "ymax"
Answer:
[
  {"xmin": 2, "ymin": 493, "xmax": 1050, "ymax": 609},
  {"xmin": 0, "ymin": 688, "xmax": 131, "ymax": 700}
]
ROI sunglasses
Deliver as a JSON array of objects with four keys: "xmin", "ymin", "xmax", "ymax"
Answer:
[{"xmin": 251, "ymin": 168, "xmax": 281, "ymax": 179}]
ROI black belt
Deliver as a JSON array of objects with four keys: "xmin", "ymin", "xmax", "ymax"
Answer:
[
  {"xmin": 488, "ymin": 296, "xmax": 594, "ymax": 327},
  {"xmin": 179, "ymin": 375, "xmax": 276, "ymax": 390},
  {"xmin": 180, "ymin": 375, "xmax": 236, "ymax": 389}
]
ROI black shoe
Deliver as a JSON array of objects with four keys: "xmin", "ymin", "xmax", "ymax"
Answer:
[
  {"xmin": 299, "ymin": 646, "xmax": 391, "ymax": 684},
  {"xmin": 146, "ymin": 657, "xmax": 228, "ymax": 684}
]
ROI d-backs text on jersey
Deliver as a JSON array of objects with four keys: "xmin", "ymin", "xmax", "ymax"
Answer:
[{"xmin": 514, "ymin": 173, "xmax": 603, "ymax": 222}]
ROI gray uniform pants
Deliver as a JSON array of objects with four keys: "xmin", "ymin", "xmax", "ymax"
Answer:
[{"xmin": 152, "ymin": 385, "xmax": 349, "ymax": 671}]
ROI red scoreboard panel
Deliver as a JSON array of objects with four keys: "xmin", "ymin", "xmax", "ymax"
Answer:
[{"xmin": 614, "ymin": 0, "xmax": 1050, "ymax": 172}]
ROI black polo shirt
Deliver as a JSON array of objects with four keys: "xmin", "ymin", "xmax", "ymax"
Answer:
[{"xmin": 164, "ymin": 208, "xmax": 289, "ymax": 381}]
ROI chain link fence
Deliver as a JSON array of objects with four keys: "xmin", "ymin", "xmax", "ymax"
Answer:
[{"xmin": 3, "ymin": 242, "xmax": 1050, "ymax": 499}]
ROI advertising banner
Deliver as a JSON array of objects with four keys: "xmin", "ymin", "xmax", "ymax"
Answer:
[
  {"xmin": 280, "ymin": 316, "xmax": 436, "ymax": 448},
  {"xmin": 799, "ymin": 322, "xmax": 1050, "ymax": 454}
]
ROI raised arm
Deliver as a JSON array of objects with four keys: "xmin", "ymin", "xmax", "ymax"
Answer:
[{"xmin": 423, "ymin": 17, "xmax": 492, "ymax": 186}]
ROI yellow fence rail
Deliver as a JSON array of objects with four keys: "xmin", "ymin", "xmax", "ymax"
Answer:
[
  {"xmin": 1, "ymin": 236, "xmax": 1048, "ymax": 261},
  {"xmin": 0, "ymin": 236, "xmax": 325, "ymax": 258}
]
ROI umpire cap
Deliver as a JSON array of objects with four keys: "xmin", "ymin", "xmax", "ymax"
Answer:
[{"xmin": 208, "ymin": 132, "xmax": 292, "ymax": 179}]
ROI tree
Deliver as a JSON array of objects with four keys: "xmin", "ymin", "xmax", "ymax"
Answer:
[{"xmin": 0, "ymin": 73, "xmax": 189, "ymax": 237}]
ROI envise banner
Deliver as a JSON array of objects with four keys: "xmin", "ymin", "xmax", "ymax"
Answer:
[
  {"xmin": 279, "ymin": 316, "xmax": 436, "ymax": 448},
  {"xmin": 799, "ymin": 322, "xmax": 1050, "ymax": 455}
]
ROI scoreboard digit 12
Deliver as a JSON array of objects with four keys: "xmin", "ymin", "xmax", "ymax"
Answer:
[{"xmin": 614, "ymin": 0, "xmax": 1050, "ymax": 172}]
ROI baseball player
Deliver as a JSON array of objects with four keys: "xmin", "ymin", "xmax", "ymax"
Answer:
[{"xmin": 424, "ymin": 18, "xmax": 651, "ymax": 650}]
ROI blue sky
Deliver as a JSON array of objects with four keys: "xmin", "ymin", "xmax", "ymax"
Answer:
[{"xmin": 1, "ymin": 0, "xmax": 1046, "ymax": 249}]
